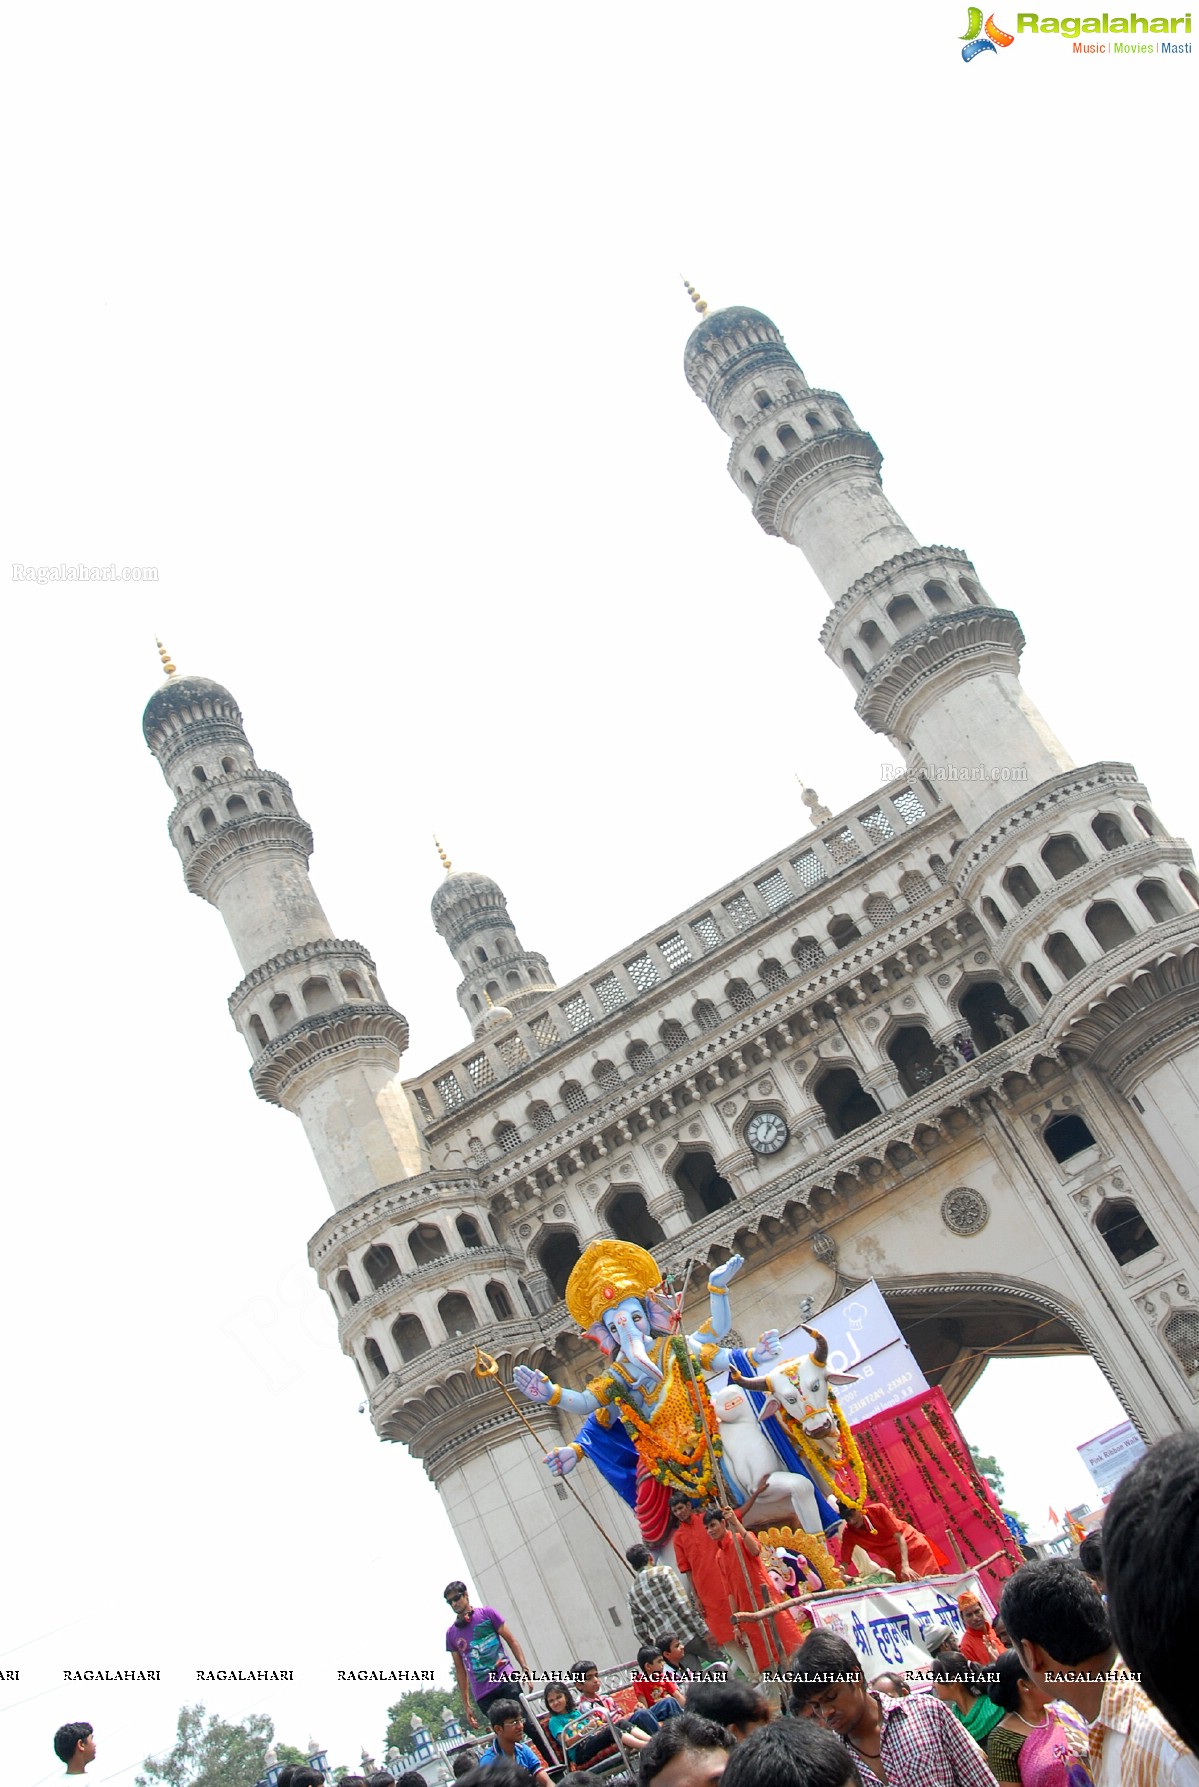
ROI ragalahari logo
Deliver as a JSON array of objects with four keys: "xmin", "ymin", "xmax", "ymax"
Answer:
[{"xmin": 961, "ymin": 7, "xmax": 1016, "ymax": 56}]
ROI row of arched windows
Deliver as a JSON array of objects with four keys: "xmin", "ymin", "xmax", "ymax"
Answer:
[
  {"xmin": 182, "ymin": 787, "xmax": 276, "ymax": 844},
  {"xmin": 841, "ymin": 576, "xmax": 983, "ymax": 682},
  {"xmin": 245, "ymin": 970, "xmax": 372, "ymax": 1047},
  {"xmin": 738, "ymin": 403, "xmax": 854, "ymax": 490},
  {"xmin": 358, "ymin": 1280, "xmax": 517, "ymax": 1381},
  {"xmin": 336, "ymin": 1216, "xmax": 489, "ymax": 1306}
]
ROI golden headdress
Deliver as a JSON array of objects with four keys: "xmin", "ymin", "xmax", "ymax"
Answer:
[{"xmin": 565, "ymin": 1239, "xmax": 663, "ymax": 1329}]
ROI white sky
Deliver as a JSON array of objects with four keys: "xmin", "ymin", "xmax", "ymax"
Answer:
[{"xmin": 2, "ymin": 3, "xmax": 1192, "ymax": 1782}]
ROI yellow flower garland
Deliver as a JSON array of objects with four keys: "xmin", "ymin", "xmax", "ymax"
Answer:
[{"xmin": 776, "ymin": 1390, "xmax": 868, "ymax": 1511}]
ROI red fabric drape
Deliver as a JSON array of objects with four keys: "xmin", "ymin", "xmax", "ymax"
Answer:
[{"xmin": 853, "ymin": 1386, "xmax": 1023, "ymax": 1604}]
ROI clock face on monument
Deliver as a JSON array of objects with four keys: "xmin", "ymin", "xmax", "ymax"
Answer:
[{"xmin": 745, "ymin": 1111, "xmax": 789, "ymax": 1156}]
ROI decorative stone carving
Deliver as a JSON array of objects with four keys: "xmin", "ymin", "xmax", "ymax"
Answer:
[
  {"xmin": 811, "ymin": 1230, "xmax": 838, "ymax": 1265},
  {"xmin": 941, "ymin": 1186, "xmax": 989, "ymax": 1236}
]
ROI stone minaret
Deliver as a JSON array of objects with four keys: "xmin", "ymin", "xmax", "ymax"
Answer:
[
  {"xmin": 430, "ymin": 846, "xmax": 557, "ymax": 1037},
  {"xmin": 141, "ymin": 649, "xmax": 427, "ymax": 1209},
  {"xmin": 684, "ymin": 293, "xmax": 1199, "ymax": 1225}
]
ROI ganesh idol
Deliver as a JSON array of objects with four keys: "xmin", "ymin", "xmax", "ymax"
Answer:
[{"xmin": 514, "ymin": 1239, "xmax": 838, "ymax": 1546}]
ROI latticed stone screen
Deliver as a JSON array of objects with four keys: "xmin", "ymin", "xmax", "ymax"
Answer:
[
  {"xmin": 495, "ymin": 1034, "xmax": 529, "ymax": 1068},
  {"xmin": 826, "ymin": 827, "xmax": 861, "ymax": 865},
  {"xmin": 859, "ymin": 807, "xmax": 895, "ymax": 843},
  {"xmin": 692, "ymin": 914, "xmax": 723, "ymax": 952},
  {"xmin": 563, "ymin": 1081, "xmax": 588, "ymax": 1112},
  {"xmin": 465, "ymin": 1052, "xmax": 496, "ymax": 1091},
  {"xmin": 864, "ymin": 894, "xmax": 900, "ymax": 928},
  {"xmin": 756, "ymin": 870, "xmax": 793, "ymax": 912},
  {"xmin": 594, "ymin": 972, "xmax": 625, "ymax": 1014},
  {"xmin": 900, "ymin": 872, "xmax": 932, "ymax": 906},
  {"xmin": 495, "ymin": 1121, "xmax": 521, "ymax": 1153},
  {"xmin": 529, "ymin": 1012, "xmax": 560, "ymax": 1050},
  {"xmin": 792, "ymin": 850, "xmax": 826, "ymax": 888},
  {"xmin": 560, "ymin": 993, "xmax": 592, "ymax": 1033},
  {"xmin": 892, "ymin": 787, "xmax": 927, "ymax": 826},
  {"xmin": 724, "ymin": 892, "xmax": 757, "ymax": 932},
  {"xmin": 626, "ymin": 952, "xmax": 659, "ymax": 992},
  {"xmin": 435, "ymin": 1072, "xmax": 466, "ymax": 1112},
  {"xmin": 793, "ymin": 937, "xmax": 823, "ymax": 969},
  {"xmin": 762, "ymin": 959, "xmax": 789, "ymax": 990},
  {"xmin": 659, "ymin": 931, "xmax": 692, "ymax": 971},
  {"xmin": 728, "ymin": 979, "xmax": 754, "ymax": 1011}
]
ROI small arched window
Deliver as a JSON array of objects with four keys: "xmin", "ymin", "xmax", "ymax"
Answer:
[
  {"xmin": 899, "ymin": 872, "xmax": 931, "ymax": 907},
  {"xmin": 864, "ymin": 894, "xmax": 899, "ymax": 930},
  {"xmin": 486, "ymin": 1282, "xmax": 514, "ymax": 1321},
  {"xmin": 777, "ymin": 424, "xmax": 800, "ymax": 451},
  {"xmin": 192, "ymin": 765, "xmax": 208, "ymax": 784},
  {"xmin": 248, "ymin": 1014, "xmax": 268, "ymax": 1049},
  {"xmin": 1043, "ymin": 1112, "xmax": 1096, "ymax": 1163},
  {"xmin": 1086, "ymin": 902, "xmax": 1135, "ymax": 952},
  {"xmin": 804, "ymin": 411, "xmax": 823, "ymax": 431},
  {"xmin": 1137, "ymin": 880, "xmax": 1176, "ymax": 923},
  {"xmin": 363, "ymin": 1243, "xmax": 400, "ymax": 1289},
  {"xmin": 200, "ymin": 807, "xmax": 217, "ymax": 833},
  {"xmin": 754, "ymin": 391, "xmax": 772, "ymax": 409},
  {"xmin": 341, "ymin": 972, "xmax": 365, "ymax": 1000},
  {"xmin": 792, "ymin": 936, "xmax": 823, "ymax": 970},
  {"xmin": 302, "ymin": 977, "xmax": 335, "ymax": 1014},
  {"xmin": 1133, "ymin": 805, "xmax": 1161, "ymax": 837},
  {"xmin": 1096, "ymin": 1198, "xmax": 1159, "ymax": 1267},
  {"xmin": 754, "ymin": 445, "xmax": 772, "ymax": 469},
  {"xmin": 183, "ymin": 825, "xmax": 195, "ymax": 846},
  {"xmin": 726, "ymin": 979, "xmax": 754, "ymax": 1012},
  {"xmin": 982, "ymin": 897, "xmax": 1007, "ymax": 932},
  {"xmin": 659, "ymin": 1019, "xmax": 688, "ymax": 1052},
  {"xmin": 336, "ymin": 1268, "xmax": 360, "ymax": 1308},
  {"xmin": 562, "ymin": 1080, "xmax": 588, "ymax": 1113},
  {"xmin": 593, "ymin": 1060, "xmax": 621, "ymax": 1091},
  {"xmin": 886, "ymin": 595, "xmax": 921, "ymax": 633},
  {"xmin": 923, "ymin": 580, "xmax": 953, "ymax": 611},
  {"xmin": 741, "ymin": 470, "xmax": 757, "ymax": 493},
  {"xmin": 258, "ymin": 789, "xmax": 273, "ymax": 809},
  {"xmin": 408, "ymin": 1224, "xmax": 447, "ymax": 1266},
  {"xmin": 1003, "ymin": 866, "xmax": 1040, "ymax": 908},
  {"xmin": 1045, "ymin": 933, "xmax": 1086, "ymax": 981},
  {"xmin": 528, "ymin": 1100, "xmax": 554, "ymax": 1131},
  {"xmin": 476, "ymin": 946, "xmax": 488, "ymax": 964},
  {"xmin": 391, "ymin": 1313, "xmax": 431, "ymax": 1363},
  {"xmin": 363, "ymin": 1338, "xmax": 389, "ymax": 1383},
  {"xmin": 438, "ymin": 1293, "xmax": 478, "ymax": 1339},
  {"xmin": 1042, "ymin": 835, "xmax": 1088, "ymax": 880},
  {"xmin": 960, "ymin": 576, "xmax": 981, "ymax": 604},
  {"xmin": 1180, "ymin": 869, "xmax": 1199, "ymax": 907},
  {"xmin": 828, "ymin": 914, "xmax": 862, "ymax": 949},
  {"xmin": 843, "ymin": 649, "xmax": 866, "ymax": 684},
  {"xmin": 1092, "ymin": 813, "xmax": 1127, "ymax": 852},
  {"xmin": 494, "ymin": 1120, "xmax": 521, "ymax": 1153},
  {"xmin": 1023, "ymin": 963, "xmax": 1052, "ymax": 1005},
  {"xmin": 506, "ymin": 971, "xmax": 521, "ymax": 989},
  {"xmin": 221, "ymin": 757, "xmax": 236, "ymax": 774},
  {"xmin": 859, "ymin": 619, "xmax": 884, "ymax": 657},
  {"xmin": 1164, "ymin": 1309, "xmax": 1199, "ymax": 1377},
  {"xmin": 760, "ymin": 958, "xmax": 788, "ymax": 992},
  {"xmin": 269, "ymin": 992, "xmax": 295, "ymax": 1031},
  {"xmin": 627, "ymin": 1040, "xmax": 654, "ymax": 1075},
  {"xmin": 457, "ymin": 1215, "xmax": 483, "ymax": 1248},
  {"xmin": 692, "ymin": 999, "xmax": 719, "ymax": 1031},
  {"xmin": 813, "ymin": 1067, "xmax": 881, "ymax": 1139}
]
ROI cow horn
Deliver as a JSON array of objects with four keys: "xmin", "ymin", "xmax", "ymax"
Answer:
[
  {"xmin": 803, "ymin": 1325, "xmax": 829, "ymax": 1364},
  {"xmin": 730, "ymin": 1369, "xmax": 771, "ymax": 1391}
]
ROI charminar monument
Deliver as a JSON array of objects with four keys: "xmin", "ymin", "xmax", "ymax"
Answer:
[{"xmin": 142, "ymin": 291, "xmax": 1199, "ymax": 1665}]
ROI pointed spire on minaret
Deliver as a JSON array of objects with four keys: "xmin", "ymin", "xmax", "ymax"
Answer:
[
  {"xmin": 434, "ymin": 835, "xmax": 452, "ymax": 874},
  {"xmin": 155, "ymin": 637, "xmax": 177, "ymax": 678},
  {"xmin": 682, "ymin": 278, "xmax": 709, "ymax": 317}
]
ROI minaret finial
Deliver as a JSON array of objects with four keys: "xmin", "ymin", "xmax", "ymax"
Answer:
[
  {"xmin": 155, "ymin": 638, "xmax": 177, "ymax": 678},
  {"xmin": 682, "ymin": 278, "xmax": 709, "ymax": 317},
  {"xmin": 434, "ymin": 835, "xmax": 452, "ymax": 875}
]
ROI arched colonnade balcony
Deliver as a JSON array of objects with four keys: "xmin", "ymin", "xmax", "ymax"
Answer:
[
  {"xmin": 407, "ymin": 783, "xmax": 953, "ymax": 1130},
  {"xmin": 227, "ymin": 936, "xmax": 387, "ymax": 1059},
  {"xmin": 819, "ymin": 545, "xmax": 995, "ymax": 696}
]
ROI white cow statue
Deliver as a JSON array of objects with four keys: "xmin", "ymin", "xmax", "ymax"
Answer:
[{"xmin": 707, "ymin": 1380, "xmax": 827, "ymax": 1533}]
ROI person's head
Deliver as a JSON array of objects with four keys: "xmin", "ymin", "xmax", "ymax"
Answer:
[
  {"xmin": 444, "ymin": 1579, "xmax": 472, "ymax": 1619},
  {"xmin": 451, "ymin": 1754, "xmax": 478, "ymax": 1779},
  {"xmin": 930, "ymin": 1650, "xmax": 981, "ymax": 1708},
  {"xmin": 672, "ymin": 1494, "xmax": 697, "ymax": 1525},
  {"xmin": 999, "ymin": 1558, "xmax": 1114, "ymax": 1693},
  {"xmin": 628, "ymin": 1543, "xmax": 654, "ymax": 1572},
  {"xmin": 396, "ymin": 1775, "xmax": 427, "ymax": 1787},
  {"xmin": 1077, "ymin": 1530, "xmax": 1104, "ymax": 1595},
  {"xmin": 572, "ymin": 1659, "xmax": 601, "ymax": 1697},
  {"xmin": 290, "ymin": 1771, "xmax": 324, "ymax": 1787},
  {"xmin": 722, "ymin": 1719, "xmax": 863, "ymax": 1787},
  {"xmin": 921, "ymin": 1624, "xmax": 955, "ymax": 1659},
  {"xmin": 685, "ymin": 1680, "xmax": 772, "ymax": 1742},
  {"xmin": 639, "ymin": 1712, "xmax": 735, "ymax": 1787},
  {"xmin": 702, "ymin": 1508, "xmax": 730, "ymax": 1542},
  {"xmin": 993, "ymin": 1613, "xmax": 1009, "ymax": 1645},
  {"xmin": 53, "ymin": 1725, "xmax": 95, "ymax": 1768},
  {"xmin": 869, "ymin": 1672, "xmax": 908, "ymax": 1698},
  {"xmin": 658, "ymin": 1632, "xmax": 686, "ymax": 1668},
  {"xmin": 788, "ymin": 1631, "xmax": 867, "ymax": 1730},
  {"xmin": 978, "ymin": 1648, "xmax": 1043, "ymax": 1718},
  {"xmin": 639, "ymin": 1643, "xmax": 666, "ymax": 1675},
  {"xmin": 837, "ymin": 1500, "xmax": 867, "ymax": 1531},
  {"xmin": 276, "ymin": 1766, "xmax": 301, "ymax": 1787},
  {"xmin": 1103, "ymin": 1430, "xmax": 1199, "ymax": 1756},
  {"xmin": 544, "ymin": 1681, "xmax": 576, "ymax": 1716},
  {"xmin": 956, "ymin": 1592, "xmax": 989, "ymax": 1633},
  {"xmin": 453, "ymin": 1766, "xmax": 530, "ymax": 1787},
  {"xmin": 487, "ymin": 1699, "xmax": 525, "ymax": 1743}
]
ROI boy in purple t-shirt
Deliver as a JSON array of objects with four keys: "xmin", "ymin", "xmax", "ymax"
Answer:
[{"xmin": 443, "ymin": 1580, "xmax": 549, "ymax": 1760}]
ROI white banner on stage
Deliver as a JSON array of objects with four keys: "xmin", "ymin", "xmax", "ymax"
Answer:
[{"xmin": 803, "ymin": 1573, "xmax": 994, "ymax": 1677}]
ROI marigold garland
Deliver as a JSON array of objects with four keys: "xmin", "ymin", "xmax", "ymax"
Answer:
[{"xmin": 776, "ymin": 1389, "xmax": 868, "ymax": 1510}]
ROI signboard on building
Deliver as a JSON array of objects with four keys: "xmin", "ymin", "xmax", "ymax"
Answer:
[
  {"xmin": 1078, "ymin": 1421, "xmax": 1146, "ymax": 1498},
  {"xmin": 774, "ymin": 1280, "xmax": 930, "ymax": 1424}
]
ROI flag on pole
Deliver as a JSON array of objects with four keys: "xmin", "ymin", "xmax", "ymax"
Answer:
[{"xmin": 1049, "ymin": 1507, "xmax": 1060, "ymax": 1526}]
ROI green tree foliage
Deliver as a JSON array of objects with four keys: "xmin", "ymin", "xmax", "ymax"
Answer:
[
  {"xmin": 275, "ymin": 1745, "xmax": 308, "ymax": 1770},
  {"xmin": 137, "ymin": 1705, "xmax": 277, "ymax": 1787},
  {"xmin": 968, "ymin": 1444, "xmax": 1025, "ymax": 1532},
  {"xmin": 384, "ymin": 1682, "xmax": 463, "ymax": 1755}
]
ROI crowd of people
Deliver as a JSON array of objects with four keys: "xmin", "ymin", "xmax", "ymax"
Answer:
[{"xmin": 51, "ymin": 1432, "xmax": 1198, "ymax": 1787}]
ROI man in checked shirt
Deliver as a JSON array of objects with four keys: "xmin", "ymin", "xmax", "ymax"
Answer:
[
  {"xmin": 789, "ymin": 1630, "xmax": 996, "ymax": 1787},
  {"xmin": 626, "ymin": 1543, "xmax": 726, "ymax": 1671}
]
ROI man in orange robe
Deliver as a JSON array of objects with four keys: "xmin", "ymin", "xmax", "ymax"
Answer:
[
  {"xmin": 835, "ymin": 1499, "xmax": 942, "ymax": 1580},
  {"xmin": 703, "ymin": 1504, "xmax": 801, "ymax": 1673},
  {"xmin": 957, "ymin": 1590, "xmax": 1004, "ymax": 1664}
]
